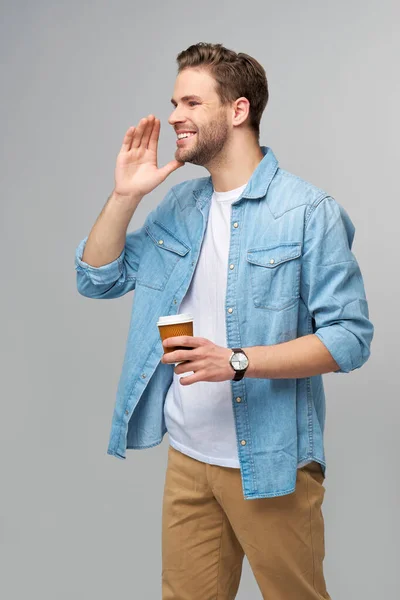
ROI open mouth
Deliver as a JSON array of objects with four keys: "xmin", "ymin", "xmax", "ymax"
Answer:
[{"xmin": 177, "ymin": 132, "xmax": 197, "ymax": 145}]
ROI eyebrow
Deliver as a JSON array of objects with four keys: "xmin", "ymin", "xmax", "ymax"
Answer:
[{"xmin": 170, "ymin": 95, "xmax": 203, "ymax": 106}]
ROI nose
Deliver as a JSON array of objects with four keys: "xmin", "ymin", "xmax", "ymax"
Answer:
[{"xmin": 168, "ymin": 106, "xmax": 185, "ymax": 127}]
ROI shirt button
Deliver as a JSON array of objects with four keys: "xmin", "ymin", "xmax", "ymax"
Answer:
[
  {"xmin": 125, "ymin": 409, "xmax": 129, "ymax": 415},
  {"xmin": 228, "ymin": 307, "xmax": 233, "ymax": 313},
  {"xmin": 233, "ymin": 222, "xmax": 238, "ymax": 228},
  {"xmin": 269, "ymin": 258, "xmax": 275, "ymax": 264},
  {"xmin": 236, "ymin": 397, "xmax": 242, "ymax": 403},
  {"xmin": 141, "ymin": 373, "xmax": 147, "ymax": 378},
  {"xmin": 158, "ymin": 240, "xmax": 164, "ymax": 245},
  {"xmin": 229, "ymin": 264, "xmax": 234, "ymax": 270},
  {"xmin": 173, "ymin": 299, "xmax": 177, "ymax": 304},
  {"xmin": 240, "ymin": 440, "xmax": 246, "ymax": 446}
]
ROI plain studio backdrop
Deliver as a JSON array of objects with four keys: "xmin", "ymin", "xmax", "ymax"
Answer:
[{"xmin": 1, "ymin": 1, "xmax": 398, "ymax": 598}]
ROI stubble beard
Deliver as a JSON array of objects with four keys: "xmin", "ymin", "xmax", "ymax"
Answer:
[{"xmin": 175, "ymin": 113, "xmax": 230, "ymax": 167}]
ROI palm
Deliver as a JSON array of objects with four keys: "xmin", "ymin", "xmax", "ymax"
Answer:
[{"xmin": 114, "ymin": 116, "xmax": 184, "ymax": 197}]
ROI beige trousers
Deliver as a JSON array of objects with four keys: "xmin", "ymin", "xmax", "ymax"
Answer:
[{"xmin": 162, "ymin": 444, "xmax": 331, "ymax": 600}]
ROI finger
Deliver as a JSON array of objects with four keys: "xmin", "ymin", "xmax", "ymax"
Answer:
[
  {"xmin": 141, "ymin": 114, "xmax": 155, "ymax": 149},
  {"xmin": 131, "ymin": 117, "xmax": 148, "ymax": 149},
  {"xmin": 158, "ymin": 159, "xmax": 185, "ymax": 179},
  {"xmin": 179, "ymin": 370, "xmax": 205, "ymax": 386},
  {"xmin": 163, "ymin": 349, "xmax": 195, "ymax": 363},
  {"xmin": 174, "ymin": 360, "xmax": 192, "ymax": 374},
  {"xmin": 148, "ymin": 117, "xmax": 160, "ymax": 153},
  {"xmin": 120, "ymin": 126, "xmax": 135, "ymax": 152},
  {"xmin": 175, "ymin": 358, "xmax": 202, "ymax": 374},
  {"xmin": 163, "ymin": 336, "xmax": 200, "ymax": 349},
  {"xmin": 162, "ymin": 352, "xmax": 176, "ymax": 364}
]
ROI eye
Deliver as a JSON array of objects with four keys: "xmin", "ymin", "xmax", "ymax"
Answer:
[{"xmin": 188, "ymin": 101, "xmax": 199, "ymax": 106}]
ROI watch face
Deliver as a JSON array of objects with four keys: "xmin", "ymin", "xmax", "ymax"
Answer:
[{"xmin": 231, "ymin": 352, "xmax": 249, "ymax": 370}]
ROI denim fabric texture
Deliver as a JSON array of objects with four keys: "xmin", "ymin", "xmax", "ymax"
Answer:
[{"xmin": 75, "ymin": 146, "xmax": 374, "ymax": 499}]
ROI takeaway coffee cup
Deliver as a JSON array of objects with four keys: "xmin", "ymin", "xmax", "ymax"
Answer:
[{"xmin": 157, "ymin": 313, "xmax": 194, "ymax": 365}]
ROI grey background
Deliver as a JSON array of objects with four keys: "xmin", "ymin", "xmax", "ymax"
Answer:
[{"xmin": 1, "ymin": 1, "xmax": 398, "ymax": 598}]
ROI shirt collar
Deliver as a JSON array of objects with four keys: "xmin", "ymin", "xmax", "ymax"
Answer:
[{"xmin": 193, "ymin": 146, "xmax": 279, "ymax": 210}]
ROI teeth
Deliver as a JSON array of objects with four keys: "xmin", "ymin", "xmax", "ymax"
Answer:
[{"xmin": 178, "ymin": 132, "xmax": 196, "ymax": 139}]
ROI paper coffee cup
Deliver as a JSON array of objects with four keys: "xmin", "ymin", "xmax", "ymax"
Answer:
[{"xmin": 157, "ymin": 313, "xmax": 194, "ymax": 365}]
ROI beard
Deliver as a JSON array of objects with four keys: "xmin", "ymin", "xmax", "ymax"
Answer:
[{"xmin": 175, "ymin": 110, "xmax": 230, "ymax": 167}]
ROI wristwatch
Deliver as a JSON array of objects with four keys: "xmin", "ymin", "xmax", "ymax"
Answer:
[{"xmin": 229, "ymin": 348, "xmax": 249, "ymax": 381}]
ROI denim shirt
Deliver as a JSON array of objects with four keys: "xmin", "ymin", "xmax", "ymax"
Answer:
[{"xmin": 75, "ymin": 146, "xmax": 374, "ymax": 499}]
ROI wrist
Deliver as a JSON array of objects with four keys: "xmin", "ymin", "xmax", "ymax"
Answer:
[
  {"xmin": 241, "ymin": 347, "xmax": 257, "ymax": 378},
  {"xmin": 111, "ymin": 189, "xmax": 143, "ymax": 208}
]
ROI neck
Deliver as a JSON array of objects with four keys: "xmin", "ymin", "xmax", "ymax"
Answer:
[{"xmin": 207, "ymin": 135, "xmax": 264, "ymax": 192}]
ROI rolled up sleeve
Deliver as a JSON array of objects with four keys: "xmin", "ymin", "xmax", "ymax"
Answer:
[
  {"xmin": 74, "ymin": 212, "xmax": 152, "ymax": 299},
  {"xmin": 300, "ymin": 196, "xmax": 374, "ymax": 373},
  {"xmin": 75, "ymin": 236, "xmax": 125, "ymax": 284}
]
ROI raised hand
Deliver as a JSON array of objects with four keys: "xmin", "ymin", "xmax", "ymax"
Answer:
[{"xmin": 114, "ymin": 115, "xmax": 185, "ymax": 199}]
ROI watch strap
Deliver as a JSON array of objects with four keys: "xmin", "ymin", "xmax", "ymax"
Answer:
[{"xmin": 230, "ymin": 347, "xmax": 248, "ymax": 381}]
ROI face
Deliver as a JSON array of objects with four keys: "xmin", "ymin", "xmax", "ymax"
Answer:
[{"xmin": 168, "ymin": 68, "xmax": 231, "ymax": 167}]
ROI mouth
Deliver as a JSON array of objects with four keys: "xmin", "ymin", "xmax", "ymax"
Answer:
[{"xmin": 176, "ymin": 132, "xmax": 197, "ymax": 146}]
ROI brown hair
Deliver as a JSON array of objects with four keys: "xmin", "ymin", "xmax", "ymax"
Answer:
[{"xmin": 176, "ymin": 42, "xmax": 269, "ymax": 141}]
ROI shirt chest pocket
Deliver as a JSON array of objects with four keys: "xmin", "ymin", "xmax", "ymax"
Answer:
[
  {"xmin": 246, "ymin": 242, "xmax": 302, "ymax": 310},
  {"xmin": 136, "ymin": 219, "xmax": 190, "ymax": 291}
]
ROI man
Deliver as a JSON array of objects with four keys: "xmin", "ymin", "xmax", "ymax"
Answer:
[{"xmin": 75, "ymin": 42, "xmax": 374, "ymax": 599}]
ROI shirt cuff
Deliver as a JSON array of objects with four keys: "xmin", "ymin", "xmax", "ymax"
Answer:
[
  {"xmin": 74, "ymin": 236, "xmax": 125, "ymax": 285},
  {"xmin": 315, "ymin": 325, "xmax": 362, "ymax": 374}
]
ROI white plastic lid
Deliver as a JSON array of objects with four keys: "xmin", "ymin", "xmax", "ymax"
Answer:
[{"xmin": 157, "ymin": 313, "xmax": 193, "ymax": 326}]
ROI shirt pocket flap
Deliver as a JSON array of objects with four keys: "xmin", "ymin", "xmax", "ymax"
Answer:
[
  {"xmin": 247, "ymin": 242, "xmax": 302, "ymax": 268},
  {"xmin": 145, "ymin": 219, "xmax": 190, "ymax": 257}
]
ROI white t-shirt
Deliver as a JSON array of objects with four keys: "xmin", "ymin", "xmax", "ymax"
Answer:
[
  {"xmin": 164, "ymin": 182, "xmax": 246, "ymax": 468},
  {"xmin": 163, "ymin": 181, "xmax": 311, "ymax": 470}
]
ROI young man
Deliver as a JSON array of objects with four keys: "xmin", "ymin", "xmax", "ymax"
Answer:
[{"xmin": 75, "ymin": 42, "xmax": 374, "ymax": 599}]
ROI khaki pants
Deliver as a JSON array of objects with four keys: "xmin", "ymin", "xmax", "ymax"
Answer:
[{"xmin": 162, "ymin": 445, "xmax": 331, "ymax": 600}]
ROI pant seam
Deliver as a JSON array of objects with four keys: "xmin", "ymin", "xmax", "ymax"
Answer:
[
  {"xmin": 305, "ymin": 471, "xmax": 327, "ymax": 600},
  {"xmin": 214, "ymin": 509, "xmax": 225, "ymax": 599},
  {"xmin": 305, "ymin": 471, "xmax": 317, "ymax": 594}
]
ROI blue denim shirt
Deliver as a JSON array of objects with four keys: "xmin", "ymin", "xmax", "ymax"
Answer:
[{"xmin": 75, "ymin": 146, "xmax": 374, "ymax": 499}]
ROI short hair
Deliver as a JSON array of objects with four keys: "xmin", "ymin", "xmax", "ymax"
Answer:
[{"xmin": 176, "ymin": 42, "xmax": 269, "ymax": 141}]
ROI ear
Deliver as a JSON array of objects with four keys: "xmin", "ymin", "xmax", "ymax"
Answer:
[{"xmin": 232, "ymin": 97, "xmax": 250, "ymax": 128}]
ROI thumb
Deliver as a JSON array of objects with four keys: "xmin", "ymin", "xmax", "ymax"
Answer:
[{"xmin": 159, "ymin": 160, "xmax": 185, "ymax": 180}]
